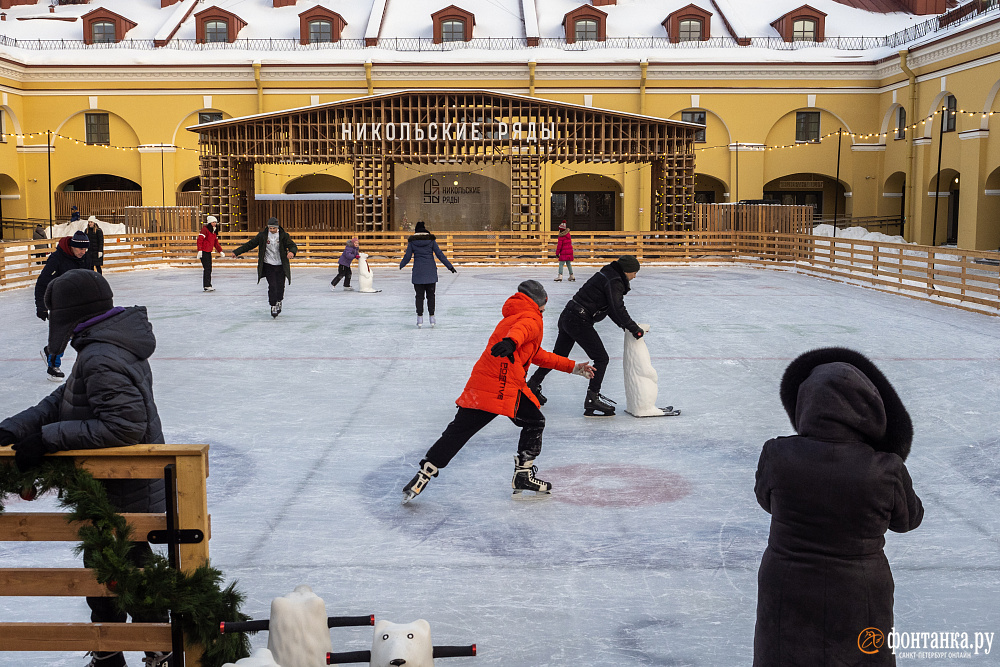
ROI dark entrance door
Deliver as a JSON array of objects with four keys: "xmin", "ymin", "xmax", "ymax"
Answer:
[
  {"xmin": 764, "ymin": 190, "xmax": 823, "ymax": 218},
  {"xmin": 551, "ymin": 191, "xmax": 616, "ymax": 231},
  {"xmin": 947, "ymin": 189, "xmax": 960, "ymax": 244}
]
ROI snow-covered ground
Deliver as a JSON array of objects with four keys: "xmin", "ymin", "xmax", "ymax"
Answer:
[{"xmin": 0, "ymin": 265, "xmax": 998, "ymax": 666}]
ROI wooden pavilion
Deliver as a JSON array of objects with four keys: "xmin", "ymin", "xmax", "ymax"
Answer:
[{"xmin": 189, "ymin": 89, "xmax": 699, "ymax": 232}]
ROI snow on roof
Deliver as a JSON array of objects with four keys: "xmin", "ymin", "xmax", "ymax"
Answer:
[{"xmin": 0, "ymin": 0, "xmax": 987, "ymax": 66}]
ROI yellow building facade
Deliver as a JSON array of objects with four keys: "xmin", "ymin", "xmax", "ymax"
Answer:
[{"xmin": 1, "ymin": 8, "xmax": 998, "ymax": 248}]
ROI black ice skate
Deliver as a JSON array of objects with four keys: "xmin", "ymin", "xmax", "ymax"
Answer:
[
  {"xmin": 86, "ymin": 651, "xmax": 126, "ymax": 667},
  {"xmin": 402, "ymin": 459, "xmax": 439, "ymax": 504},
  {"xmin": 584, "ymin": 390, "xmax": 616, "ymax": 417},
  {"xmin": 526, "ymin": 379, "xmax": 547, "ymax": 406},
  {"xmin": 142, "ymin": 650, "xmax": 173, "ymax": 667},
  {"xmin": 41, "ymin": 347, "xmax": 64, "ymax": 382},
  {"xmin": 270, "ymin": 305, "xmax": 279, "ymax": 318},
  {"xmin": 512, "ymin": 455, "xmax": 551, "ymax": 498},
  {"xmin": 275, "ymin": 301, "xmax": 282, "ymax": 315}
]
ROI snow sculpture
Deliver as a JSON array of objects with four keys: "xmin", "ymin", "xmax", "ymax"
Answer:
[
  {"xmin": 267, "ymin": 585, "xmax": 334, "ymax": 667},
  {"xmin": 623, "ymin": 324, "xmax": 672, "ymax": 417},
  {"xmin": 358, "ymin": 253, "xmax": 381, "ymax": 293},
  {"xmin": 371, "ymin": 619, "xmax": 434, "ymax": 667},
  {"xmin": 222, "ymin": 648, "xmax": 281, "ymax": 667}
]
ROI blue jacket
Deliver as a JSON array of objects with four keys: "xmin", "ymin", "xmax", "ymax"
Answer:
[
  {"xmin": 338, "ymin": 242, "xmax": 360, "ymax": 267},
  {"xmin": 399, "ymin": 232, "xmax": 455, "ymax": 284}
]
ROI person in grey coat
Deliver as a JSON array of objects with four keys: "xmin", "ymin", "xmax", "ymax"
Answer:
[
  {"xmin": 0, "ymin": 269, "xmax": 169, "ymax": 667},
  {"xmin": 754, "ymin": 347, "xmax": 923, "ymax": 667},
  {"xmin": 399, "ymin": 220, "xmax": 456, "ymax": 328}
]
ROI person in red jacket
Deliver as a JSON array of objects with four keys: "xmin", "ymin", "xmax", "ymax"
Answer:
[
  {"xmin": 554, "ymin": 221, "xmax": 575, "ymax": 282},
  {"xmin": 403, "ymin": 280, "xmax": 595, "ymax": 503},
  {"xmin": 196, "ymin": 215, "xmax": 225, "ymax": 292}
]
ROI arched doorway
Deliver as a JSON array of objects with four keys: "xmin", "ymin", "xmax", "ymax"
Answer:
[
  {"xmin": 551, "ymin": 174, "xmax": 622, "ymax": 231},
  {"xmin": 694, "ymin": 174, "xmax": 727, "ymax": 203},
  {"xmin": 925, "ymin": 168, "xmax": 960, "ymax": 245},
  {"xmin": 62, "ymin": 174, "xmax": 141, "ymax": 192},
  {"xmin": 881, "ymin": 171, "xmax": 906, "ymax": 237},
  {"xmin": 0, "ymin": 174, "xmax": 24, "ymax": 240},
  {"xmin": 984, "ymin": 166, "xmax": 1000, "ymax": 251},
  {"xmin": 58, "ymin": 174, "xmax": 142, "ymax": 222},
  {"xmin": 177, "ymin": 176, "xmax": 202, "ymax": 207},
  {"xmin": 763, "ymin": 173, "xmax": 848, "ymax": 221},
  {"xmin": 284, "ymin": 174, "xmax": 352, "ymax": 194}
]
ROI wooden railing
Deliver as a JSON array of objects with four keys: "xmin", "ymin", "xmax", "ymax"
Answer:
[
  {"xmin": 55, "ymin": 191, "xmax": 142, "ymax": 221},
  {"xmin": 0, "ymin": 445, "xmax": 210, "ymax": 661},
  {"xmin": 123, "ymin": 206, "xmax": 201, "ymax": 234},
  {"xmin": 2, "ymin": 231, "xmax": 997, "ymax": 315},
  {"xmin": 693, "ymin": 203, "xmax": 814, "ymax": 233}
]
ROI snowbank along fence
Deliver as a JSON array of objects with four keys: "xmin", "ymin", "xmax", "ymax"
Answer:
[
  {"xmin": 0, "ymin": 444, "xmax": 210, "ymax": 660},
  {"xmin": 1, "ymin": 231, "xmax": 997, "ymax": 315}
]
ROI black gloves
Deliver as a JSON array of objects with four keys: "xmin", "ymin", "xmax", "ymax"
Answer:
[
  {"xmin": 0, "ymin": 429, "xmax": 16, "ymax": 447},
  {"xmin": 36, "ymin": 309, "xmax": 48, "ymax": 321},
  {"xmin": 13, "ymin": 433, "xmax": 48, "ymax": 473},
  {"xmin": 449, "ymin": 267, "xmax": 458, "ymax": 273},
  {"xmin": 490, "ymin": 337, "xmax": 516, "ymax": 363},
  {"xmin": 631, "ymin": 328, "xmax": 644, "ymax": 340}
]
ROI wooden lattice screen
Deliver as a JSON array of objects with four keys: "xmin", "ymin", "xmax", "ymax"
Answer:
[{"xmin": 191, "ymin": 90, "xmax": 698, "ymax": 232}]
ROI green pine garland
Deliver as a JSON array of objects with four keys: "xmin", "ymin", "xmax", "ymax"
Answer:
[{"xmin": 0, "ymin": 459, "xmax": 251, "ymax": 666}]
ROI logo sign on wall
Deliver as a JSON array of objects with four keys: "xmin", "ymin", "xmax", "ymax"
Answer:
[{"xmin": 423, "ymin": 178, "xmax": 440, "ymax": 204}]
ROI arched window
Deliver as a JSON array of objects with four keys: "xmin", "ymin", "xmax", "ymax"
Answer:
[
  {"xmin": 943, "ymin": 94, "xmax": 957, "ymax": 132},
  {"xmin": 309, "ymin": 20, "xmax": 333, "ymax": 43},
  {"xmin": 575, "ymin": 18, "xmax": 599, "ymax": 41},
  {"xmin": 896, "ymin": 107, "xmax": 906, "ymax": 140},
  {"xmin": 678, "ymin": 19, "xmax": 702, "ymax": 42},
  {"xmin": 205, "ymin": 20, "xmax": 228, "ymax": 43},
  {"xmin": 91, "ymin": 21, "xmax": 116, "ymax": 44},
  {"xmin": 441, "ymin": 19, "xmax": 465, "ymax": 42},
  {"xmin": 792, "ymin": 19, "xmax": 816, "ymax": 42}
]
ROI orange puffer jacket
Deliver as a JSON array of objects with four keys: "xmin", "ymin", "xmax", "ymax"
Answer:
[{"xmin": 456, "ymin": 292, "xmax": 576, "ymax": 418}]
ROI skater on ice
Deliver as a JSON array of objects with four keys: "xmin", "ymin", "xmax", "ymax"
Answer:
[
  {"xmin": 402, "ymin": 280, "xmax": 595, "ymax": 502},
  {"xmin": 232, "ymin": 217, "xmax": 298, "ymax": 318},
  {"xmin": 332, "ymin": 236, "xmax": 361, "ymax": 292},
  {"xmin": 527, "ymin": 254, "xmax": 644, "ymax": 416},
  {"xmin": 399, "ymin": 220, "xmax": 456, "ymax": 328},
  {"xmin": 753, "ymin": 347, "xmax": 923, "ymax": 666},
  {"xmin": 0, "ymin": 269, "xmax": 171, "ymax": 667},
  {"xmin": 85, "ymin": 216, "xmax": 105, "ymax": 274},
  {"xmin": 196, "ymin": 214, "xmax": 225, "ymax": 292},
  {"xmin": 34, "ymin": 230, "xmax": 90, "ymax": 381},
  {"xmin": 554, "ymin": 221, "xmax": 575, "ymax": 282}
]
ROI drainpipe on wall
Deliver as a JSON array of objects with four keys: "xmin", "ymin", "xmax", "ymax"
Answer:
[
  {"xmin": 528, "ymin": 61, "xmax": 536, "ymax": 96},
  {"xmin": 898, "ymin": 50, "xmax": 917, "ymax": 241},
  {"xmin": 365, "ymin": 61, "xmax": 373, "ymax": 95},
  {"xmin": 639, "ymin": 60, "xmax": 648, "ymax": 115},
  {"xmin": 253, "ymin": 60, "xmax": 263, "ymax": 113}
]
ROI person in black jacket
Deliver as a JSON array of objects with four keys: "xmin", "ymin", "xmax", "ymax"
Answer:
[
  {"xmin": 35, "ymin": 231, "xmax": 89, "ymax": 381},
  {"xmin": 526, "ymin": 255, "xmax": 644, "ymax": 416},
  {"xmin": 85, "ymin": 216, "xmax": 105, "ymax": 274},
  {"xmin": 0, "ymin": 269, "xmax": 170, "ymax": 667},
  {"xmin": 753, "ymin": 347, "xmax": 923, "ymax": 667},
  {"xmin": 232, "ymin": 217, "xmax": 298, "ymax": 318}
]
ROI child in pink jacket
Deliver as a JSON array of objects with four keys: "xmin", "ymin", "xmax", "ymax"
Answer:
[{"xmin": 555, "ymin": 221, "xmax": 575, "ymax": 282}]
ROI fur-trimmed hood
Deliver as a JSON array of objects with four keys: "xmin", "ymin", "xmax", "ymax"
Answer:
[
  {"xmin": 407, "ymin": 232, "xmax": 436, "ymax": 243},
  {"xmin": 779, "ymin": 347, "xmax": 913, "ymax": 460}
]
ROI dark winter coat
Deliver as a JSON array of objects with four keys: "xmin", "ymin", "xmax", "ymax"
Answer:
[
  {"xmin": 338, "ymin": 242, "xmax": 360, "ymax": 267},
  {"xmin": 753, "ymin": 348, "xmax": 923, "ymax": 667},
  {"xmin": 35, "ymin": 236, "xmax": 88, "ymax": 312},
  {"xmin": 0, "ymin": 306, "xmax": 165, "ymax": 513},
  {"xmin": 399, "ymin": 232, "xmax": 455, "ymax": 284},
  {"xmin": 86, "ymin": 224, "xmax": 104, "ymax": 270},
  {"xmin": 33, "ymin": 225, "xmax": 47, "ymax": 241},
  {"xmin": 233, "ymin": 226, "xmax": 299, "ymax": 284},
  {"xmin": 196, "ymin": 224, "xmax": 223, "ymax": 254},
  {"xmin": 566, "ymin": 261, "xmax": 640, "ymax": 336}
]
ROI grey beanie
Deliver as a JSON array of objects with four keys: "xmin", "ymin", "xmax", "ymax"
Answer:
[
  {"xmin": 266, "ymin": 217, "xmax": 279, "ymax": 228},
  {"xmin": 517, "ymin": 279, "xmax": 548, "ymax": 307},
  {"xmin": 617, "ymin": 255, "xmax": 640, "ymax": 273}
]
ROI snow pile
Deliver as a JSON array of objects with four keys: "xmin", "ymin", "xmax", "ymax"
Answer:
[
  {"xmin": 267, "ymin": 585, "xmax": 333, "ymax": 667},
  {"xmin": 811, "ymin": 224, "xmax": 908, "ymax": 245},
  {"xmin": 46, "ymin": 216, "xmax": 126, "ymax": 239}
]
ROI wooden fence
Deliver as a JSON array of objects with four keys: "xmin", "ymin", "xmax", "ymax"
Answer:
[
  {"xmin": 694, "ymin": 203, "xmax": 814, "ymax": 233},
  {"xmin": 55, "ymin": 191, "xmax": 142, "ymax": 221},
  {"xmin": 251, "ymin": 199, "xmax": 355, "ymax": 232},
  {"xmin": 0, "ymin": 445, "xmax": 210, "ymax": 661},
  {"xmin": 123, "ymin": 206, "xmax": 201, "ymax": 234},
  {"xmin": 1, "ymin": 231, "xmax": 997, "ymax": 315}
]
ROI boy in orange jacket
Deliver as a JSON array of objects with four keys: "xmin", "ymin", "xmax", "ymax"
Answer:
[{"xmin": 403, "ymin": 280, "xmax": 595, "ymax": 503}]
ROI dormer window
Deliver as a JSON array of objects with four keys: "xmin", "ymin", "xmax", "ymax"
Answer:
[
  {"xmin": 432, "ymin": 5, "xmax": 474, "ymax": 44},
  {"xmin": 793, "ymin": 19, "xmax": 816, "ymax": 41},
  {"xmin": 663, "ymin": 5, "xmax": 712, "ymax": 44},
  {"xmin": 92, "ymin": 21, "xmax": 115, "ymax": 43},
  {"xmin": 679, "ymin": 19, "xmax": 702, "ymax": 41},
  {"xmin": 299, "ymin": 7, "xmax": 346, "ymax": 45},
  {"xmin": 195, "ymin": 7, "xmax": 247, "ymax": 45},
  {"xmin": 563, "ymin": 5, "xmax": 607, "ymax": 44}
]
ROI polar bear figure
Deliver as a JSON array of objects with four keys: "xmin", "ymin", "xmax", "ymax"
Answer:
[
  {"xmin": 222, "ymin": 648, "xmax": 282, "ymax": 667},
  {"xmin": 371, "ymin": 619, "xmax": 434, "ymax": 667},
  {"xmin": 623, "ymin": 323, "xmax": 665, "ymax": 417},
  {"xmin": 266, "ymin": 585, "xmax": 333, "ymax": 667},
  {"xmin": 358, "ymin": 253, "xmax": 377, "ymax": 293}
]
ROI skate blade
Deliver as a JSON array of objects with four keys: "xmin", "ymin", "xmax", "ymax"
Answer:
[
  {"xmin": 625, "ymin": 408, "xmax": 681, "ymax": 418},
  {"xmin": 511, "ymin": 489, "xmax": 552, "ymax": 500},
  {"xmin": 583, "ymin": 411, "xmax": 615, "ymax": 417},
  {"xmin": 401, "ymin": 492, "xmax": 417, "ymax": 505}
]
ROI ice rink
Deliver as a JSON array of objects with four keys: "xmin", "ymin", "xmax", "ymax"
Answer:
[{"xmin": 1, "ymin": 263, "xmax": 998, "ymax": 666}]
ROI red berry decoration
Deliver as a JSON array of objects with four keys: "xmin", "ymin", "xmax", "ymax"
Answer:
[{"xmin": 19, "ymin": 485, "xmax": 38, "ymax": 501}]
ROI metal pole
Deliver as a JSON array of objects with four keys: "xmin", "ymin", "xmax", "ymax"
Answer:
[
  {"xmin": 931, "ymin": 106, "xmax": 945, "ymax": 246},
  {"xmin": 0, "ymin": 192, "xmax": 4, "ymax": 242},
  {"xmin": 47, "ymin": 129, "xmax": 53, "ymax": 238},
  {"xmin": 160, "ymin": 147, "xmax": 166, "ymax": 231},
  {"xmin": 833, "ymin": 128, "xmax": 842, "ymax": 238},
  {"xmin": 734, "ymin": 141, "xmax": 739, "ymax": 204}
]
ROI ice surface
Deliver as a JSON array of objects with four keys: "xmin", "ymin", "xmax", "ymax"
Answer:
[{"xmin": 0, "ymin": 264, "xmax": 998, "ymax": 666}]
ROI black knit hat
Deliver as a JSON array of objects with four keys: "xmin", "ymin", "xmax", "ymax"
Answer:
[
  {"xmin": 69, "ymin": 231, "xmax": 90, "ymax": 249},
  {"xmin": 517, "ymin": 279, "xmax": 548, "ymax": 307},
  {"xmin": 44, "ymin": 269, "xmax": 114, "ymax": 355},
  {"xmin": 617, "ymin": 255, "xmax": 640, "ymax": 273},
  {"xmin": 266, "ymin": 217, "xmax": 280, "ymax": 228},
  {"xmin": 779, "ymin": 347, "xmax": 913, "ymax": 460},
  {"xmin": 414, "ymin": 220, "xmax": 428, "ymax": 234}
]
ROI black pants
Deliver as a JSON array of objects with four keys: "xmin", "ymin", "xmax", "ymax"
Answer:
[
  {"xmin": 529, "ymin": 307, "xmax": 609, "ymax": 394},
  {"xmin": 424, "ymin": 392, "xmax": 545, "ymax": 469},
  {"xmin": 263, "ymin": 263, "xmax": 286, "ymax": 306},
  {"xmin": 332, "ymin": 264, "xmax": 352, "ymax": 287},
  {"xmin": 414, "ymin": 283, "xmax": 436, "ymax": 316},
  {"xmin": 200, "ymin": 251, "xmax": 213, "ymax": 288}
]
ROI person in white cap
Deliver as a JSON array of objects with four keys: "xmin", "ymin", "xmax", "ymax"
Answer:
[{"xmin": 196, "ymin": 215, "xmax": 225, "ymax": 292}]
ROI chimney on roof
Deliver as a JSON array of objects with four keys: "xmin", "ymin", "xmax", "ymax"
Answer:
[{"xmin": 592, "ymin": 0, "xmax": 617, "ymax": 5}]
